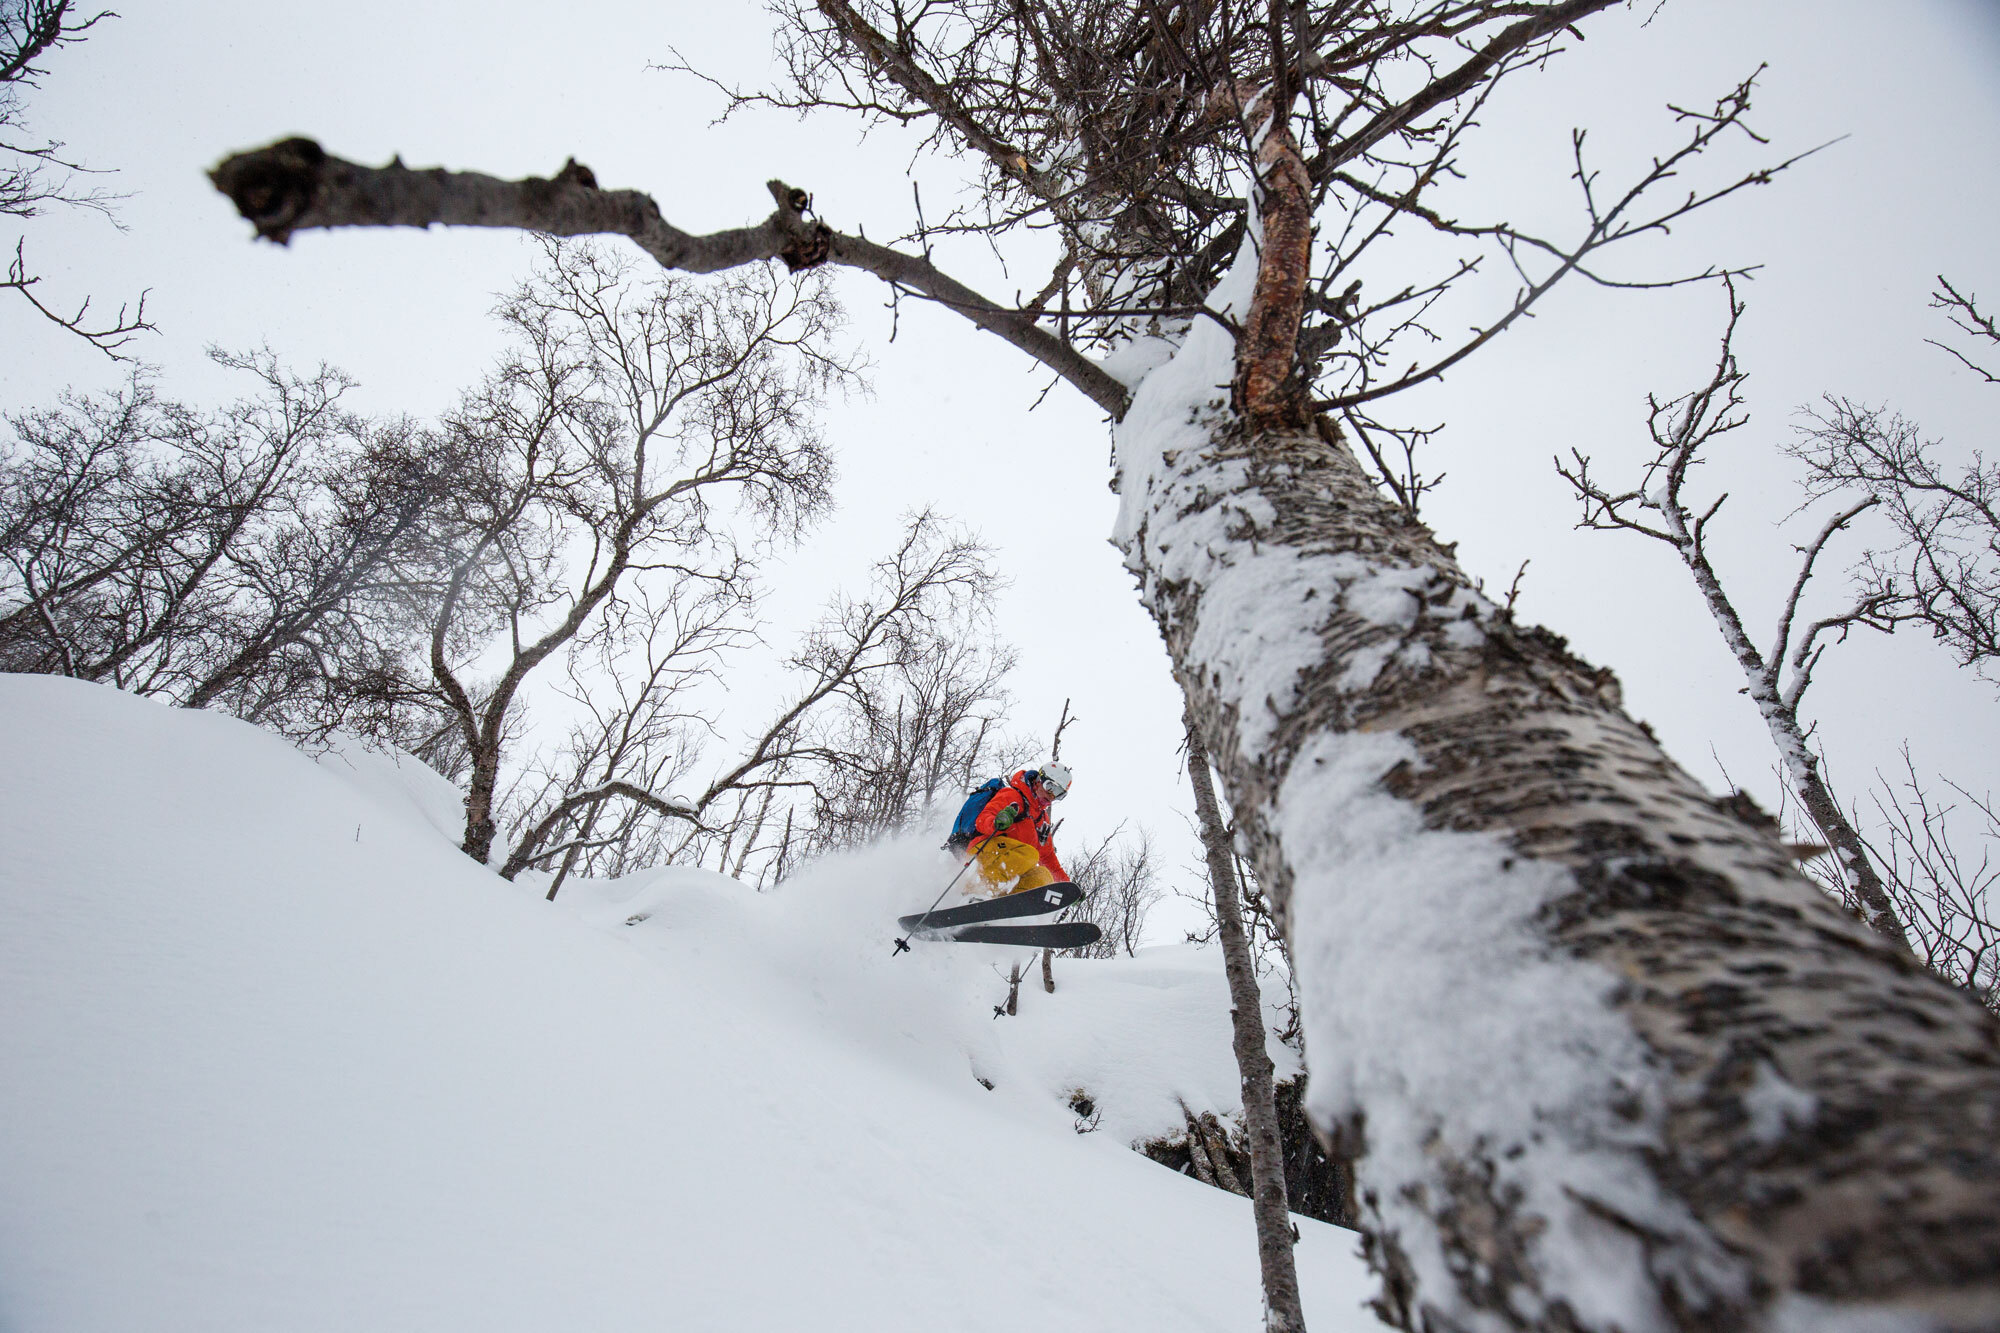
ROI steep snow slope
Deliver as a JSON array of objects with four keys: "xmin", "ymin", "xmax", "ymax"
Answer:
[{"xmin": 0, "ymin": 676, "xmax": 1383, "ymax": 1332}]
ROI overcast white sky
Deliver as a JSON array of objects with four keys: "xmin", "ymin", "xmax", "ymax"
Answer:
[{"xmin": 8, "ymin": 0, "xmax": 1999, "ymax": 940}]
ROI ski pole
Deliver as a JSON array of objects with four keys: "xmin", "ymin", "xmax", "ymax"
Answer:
[{"xmin": 893, "ymin": 850, "xmax": 980, "ymax": 955}]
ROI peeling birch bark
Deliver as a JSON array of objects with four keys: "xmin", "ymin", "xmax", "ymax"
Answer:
[
  {"xmin": 1200, "ymin": 1110, "xmax": 1246, "ymax": 1195},
  {"xmin": 1218, "ymin": 84, "xmax": 1314, "ymax": 430},
  {"xmin": 1182, "ymin": 1100, "xmax": 1222, "ymax": 1188}
]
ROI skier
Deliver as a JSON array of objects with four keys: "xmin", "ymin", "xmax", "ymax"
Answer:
[
  {"xmin": 961, "ymin": 762, "xmax": 1072, "ymax": 898},
  {"xmin": 894, "ymin": 761, "xmax": 1092, "ymax": 950}
]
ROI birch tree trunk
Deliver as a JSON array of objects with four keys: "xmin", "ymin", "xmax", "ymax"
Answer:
[
  {"xmin": 1185, "ymin": 704, "xmax": 1307, "ymax": 1333},
  {"xmin": 1116, "ymin": 369, "xmax": 2000, "ymax": 1326}
]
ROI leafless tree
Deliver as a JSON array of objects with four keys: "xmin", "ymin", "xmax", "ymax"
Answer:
[
  {"xmin": 1185, "ymin": 704, "xmax": 1305, "ymax": 1333},
  {"xmin": 692, "ymin": 511, "xmax": 1011, "ymax": 879},
  {"xmin": 1162, "ymin": 759, "xmax": 1342, "ymax": 1237},
  {"xmin": 1063, "ymin": 825, "xmax": 1164, "ymax": 960},
  {"xmin": 180, "ymin": 421, "xmax": 452, "ymax": 739},
  {"xmin": 1790, "ymin": 397, "xmax": 2000, "ymax": 680},
  {"xmin": 496, "ymin": 579, "xmax": 736, "ymax": 896},
  {"xmin": 208, "ymin": 4, "xmax": 2000, "ymax": 1322},
  {"xmin": 1173, "ymin": 812, "xmax": 1303, "ymax": 1056},
  {"xmin": 1176, "ymin": 827, "xmax": 1300, "ymax": 1013},
  {"xmin": 793, "ymin": 522, "xmax": 1022, "ymax": 855},
  {"xmin": 501, "ymin": 510, "xmax": 1008, "ymax": 890},
  {"xmin": 1786, "ymin": 278, "xmax": 2000, "ymax": 688},
  {"xmin": 1567, "ymin": 276, "xmax": 2000, "ymax": 1005},
  {"xmin": 1, "ymin": 375, "xmax": 161, "ymax": 674},
  {"xmin": 1034, "ymin": 695, "xmax": 1083, "ymax": 984},
  {"xmin": 1557, "ymin": 283, "xmax": 1915, "ymax": 952},
  {"xmin": 1, "ymin": 0, "xmax": 150, "ymax": 355},
  {"xmin": 1928, "ymin": 276, "xmax": 1999, "ymax": 387},
  {"xmin": 409, "ymin": 239, "xmax": 852, "ymax": 865},
  {"xmin": 0, "ymin": 351, "xmax": 447, "ymax": 736},
  {"xmin": 1860, "ymin": 751, "xmax": 2000, "ymax": 1014}
]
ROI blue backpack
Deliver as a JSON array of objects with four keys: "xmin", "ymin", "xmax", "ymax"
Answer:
[{"xmin": 945, "ymin": 778, "xmax": 1008, "ymax": 852}]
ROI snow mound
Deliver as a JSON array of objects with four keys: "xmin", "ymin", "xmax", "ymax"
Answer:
[{"xmin": 0, "ymin": 675, "xmax": 1384, "ymax": 1332}]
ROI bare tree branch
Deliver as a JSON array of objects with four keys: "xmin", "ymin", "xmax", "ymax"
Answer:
[
  {"xmin": 1560, "ymin": 281, "xmax": 1915, "ymax": 952},
  {"xmin": 207, "ymin": 141, "xmax": 1132, "ymax": 419},
  {"xmin": 1928, "ymin": 275, "xmax": 1999, "ymax": 384},
  {"xmin": 3, "ymin": 3, "xmax": 152, "ymax": 357}
]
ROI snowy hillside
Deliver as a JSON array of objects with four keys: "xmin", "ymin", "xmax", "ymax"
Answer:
[{"xmin": 0, "ymin": 676, "xmax": 1384, "ymax": 1332}]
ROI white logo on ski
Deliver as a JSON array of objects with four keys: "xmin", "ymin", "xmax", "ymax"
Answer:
[{"xmin": 1044, "ymin": 889, "xmax": 1062, "ymax": 905}]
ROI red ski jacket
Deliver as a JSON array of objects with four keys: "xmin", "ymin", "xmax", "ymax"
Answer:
[{"xmin": 971, "ymin": 770, "xmax": 1067, "ymax": 880}]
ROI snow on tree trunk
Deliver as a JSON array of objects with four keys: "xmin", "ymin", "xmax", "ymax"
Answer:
[{"xmin": 1111, "ymin": 250, "xmax": 2000, "ymax": 1330}]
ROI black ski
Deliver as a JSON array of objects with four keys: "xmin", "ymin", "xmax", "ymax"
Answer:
[
  {"xmin": 898, "ymin": 881, "xmax": 1080, "ymax": 932},
  {"xmin": 913, "ymin": 920, "xmax": 1103, "ymax": 949}
]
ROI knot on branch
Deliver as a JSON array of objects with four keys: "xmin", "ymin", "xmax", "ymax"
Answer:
[
  {"xmin": 209, "ymin": 137, "xmax": 327, "ymax": 244},
  {"xmin": 779, "ymin": 222, "xmax": 833, "ymax": 272},
  {"xmin": 521, "ymin": 157, "xmax": 601, "ymax": 211},
  {"xmin": 766, "ymin": 178, "xmax": 832, "ymax": 272}
]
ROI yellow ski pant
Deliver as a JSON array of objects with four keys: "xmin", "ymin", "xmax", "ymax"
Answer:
[{"xmin": 969, "ymin": 836, "xmax": 1056, "ymax": 897}]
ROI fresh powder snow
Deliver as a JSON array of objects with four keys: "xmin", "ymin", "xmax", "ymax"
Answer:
[{"xmin": 0, "ymin": 674, "xmax": 1387, "ymax": 1332}]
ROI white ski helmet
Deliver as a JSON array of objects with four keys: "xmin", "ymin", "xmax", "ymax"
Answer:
[{"xmin": 1038, "ymin": 761, "xmax": 1073, "ymax": 799}]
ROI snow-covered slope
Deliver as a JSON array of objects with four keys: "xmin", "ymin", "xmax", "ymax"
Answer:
[{"xmin": 0, "ymin": 676, "xmax": 1384, "ymax": 1332}]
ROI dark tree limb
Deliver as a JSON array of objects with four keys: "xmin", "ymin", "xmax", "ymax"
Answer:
[
  {"xmin": 1218, "ymin": 80, "xmax": 1314, "ymax": 430},
  {"xmin": 1049, "ymin": 696, "xmax": 1076, "ymax": 760},
  {"xmin": 207, "ymin": 139, "xmax": 1133, "ymax": 420},
  {"xmin": 812, "ymin": 0, "xmax": 1048, "ymax": 193},
  {"xmin": 4, "ymin": 239, "xmax": 153, "ymax": 359},
  {"xmin": 1185, "ymin": 702, "xmax": 1307, "ymax": 1333},
  {"xmin": 1302, "ymin": 0, "xmax": 1619, "ymax": 182},
  {"xmin": 500, "ymin": 779, "xmax": 706, "ymax": 882},
  {"xmin": 0, "ymin": 0, "xmax": 111, "ymax": 86},
  {"xmin": 1929, "ymin": 275, "xmax": 1999, "ymax": 385}
]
